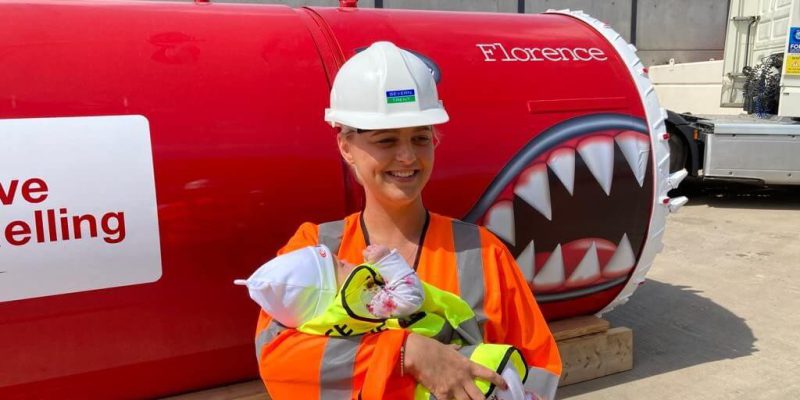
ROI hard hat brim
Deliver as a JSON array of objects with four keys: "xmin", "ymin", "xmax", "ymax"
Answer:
[{"xmin": 325, "ymin": 108, "xmax": 449, "ymax": 131}]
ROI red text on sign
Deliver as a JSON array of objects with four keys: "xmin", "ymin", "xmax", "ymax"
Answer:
[{"xmin": 0, "ymin": 178, "xmax": 49, "ymax": 205}]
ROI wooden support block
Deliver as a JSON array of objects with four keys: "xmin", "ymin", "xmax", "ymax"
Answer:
[
  {"xmin": 549, "ymin": 316, "xmax": 610, "ymax": 341},
  {"xmin": 556, "ymin": 326, "xmax": 633, "ymax": 387}
]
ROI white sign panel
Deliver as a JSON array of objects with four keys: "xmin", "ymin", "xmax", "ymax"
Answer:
[{"xmin": 0, "ymin": 115, "xmax": 162, "ymax": 302}]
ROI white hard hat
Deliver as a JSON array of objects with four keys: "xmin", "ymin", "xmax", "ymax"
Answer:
[
  {"xmin": 234, "ymin": 245, "xmax": 337, "ymax": 328},
  {"xmin": 324, "ymin": 41, "xmax": 449, "ymax": 130}
]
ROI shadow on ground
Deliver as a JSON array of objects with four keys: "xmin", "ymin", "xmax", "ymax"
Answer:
[
  {"xmin": 557, "ymin": 279, "xmax": 756, "ymax": 399},
  {"xmin": 674, "ymin": 183, "xmax": 800, "ymax": 211}
]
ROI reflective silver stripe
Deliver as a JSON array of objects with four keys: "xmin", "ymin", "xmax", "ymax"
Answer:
[
  {"xmin": 457, "ymin": 344, "xmax": 479, "ymax": 359},
  {"xmin": 319, "ymin": 220, "xmax": 345, "ymax": 254},
  {"xmin": 452, "ymin": 220, "xmax": 486, "ymax": 329},
  {"xmin": 432, "ymin": 320, "xmax": 455, "ymax": 343},
  {"xmin": 255, "ymin": 320, "xmax": 287, "ymax": 360},
  {"xmin": 454, "ymin": 316, "xmax": 483, "ymax": 346},
  {"xmin": 523, "ymin": 366, "xmax": 560, "ymax": 400},
  {"xmin": 320, "ymin": 336, "xmax": 360, "ymax": 400}
]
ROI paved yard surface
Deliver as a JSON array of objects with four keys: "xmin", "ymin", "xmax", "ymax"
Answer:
[{"xmin": 559, "ymin": 187, "xmax": 800, "ymax": 399}]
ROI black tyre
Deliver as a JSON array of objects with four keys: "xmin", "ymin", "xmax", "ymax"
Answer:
[{"xmin": 668, "ymin": 132, "xmax": 687, "ymax": 173}]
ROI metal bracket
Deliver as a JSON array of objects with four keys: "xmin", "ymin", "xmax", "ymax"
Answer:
[{"xmin": 731, "ymin": 16, "xmax": 760, "ymax": 22}]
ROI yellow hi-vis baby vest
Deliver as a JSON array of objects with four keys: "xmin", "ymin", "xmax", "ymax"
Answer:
[{"xmin": 298, "ymin": 263, "xmax": 529, "ymax": 399}]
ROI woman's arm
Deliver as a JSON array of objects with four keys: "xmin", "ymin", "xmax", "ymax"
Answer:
[
  {"xmin": 257, "ymin": 293, "xmax": 505, "ymax": 400},
  {"xmin": 258, "ymin": 311, "xmax": 416, "ymax": 399},
  {"xmin": 257, "ymin": 223, "xmax": 506, "ymax": 399},
  {"xmin": 480, "ymin": 229, "xmax": 562, "ymax": 399},
  {"xmin": 257, "ymin": 223, "xmax": 418, "ymax": 399}
]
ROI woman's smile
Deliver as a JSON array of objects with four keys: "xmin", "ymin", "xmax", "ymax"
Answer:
[{"xmin": 385, "ymin": 169, "xmax": 420, "ymax": 181}]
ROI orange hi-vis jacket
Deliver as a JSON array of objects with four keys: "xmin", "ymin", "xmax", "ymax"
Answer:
[{"xmin": 255, "ymin": 212, "xmax": 562, "ymax": 400}]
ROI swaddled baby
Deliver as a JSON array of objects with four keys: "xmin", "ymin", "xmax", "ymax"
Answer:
[{"xmin": 236, "ymin": 244, "xmax": 538, "ymax": 400}]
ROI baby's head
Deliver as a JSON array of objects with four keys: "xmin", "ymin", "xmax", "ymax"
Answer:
[
  {"xmin": 234, "ymin": 244, "xmax": 339, "ymax": 327},
  {"xmin": 363, "ymin": 244, "xmax": 391, "ymax": 264}
]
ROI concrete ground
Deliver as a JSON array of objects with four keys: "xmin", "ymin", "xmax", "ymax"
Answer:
[{"xmin": 559, "ymin": 186, "xmax": 800, "ymax": 399}]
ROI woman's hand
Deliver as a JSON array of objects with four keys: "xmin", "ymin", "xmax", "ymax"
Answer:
[{"xmin": 404, "ymin": 333, "xmax": 507, "ymax": 400}]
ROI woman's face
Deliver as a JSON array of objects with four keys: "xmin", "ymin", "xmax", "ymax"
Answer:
[{"xmin": 338, "ymin": 126, "xmax": 435, "ymax": 208}]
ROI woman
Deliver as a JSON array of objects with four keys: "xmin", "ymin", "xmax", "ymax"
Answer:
[{"xmin": 255, "ymin": 41, "xmax": 561, "ymax": 400}]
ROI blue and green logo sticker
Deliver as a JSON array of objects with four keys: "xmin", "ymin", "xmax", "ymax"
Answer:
[{"xmin": 386, "ymin": 89, "xmax": 416, "ymax": 104}]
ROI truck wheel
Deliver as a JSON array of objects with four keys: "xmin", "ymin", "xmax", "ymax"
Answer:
[{"xmin": 668, "ymin": 132, "xmax": 687, "ymax": 173}]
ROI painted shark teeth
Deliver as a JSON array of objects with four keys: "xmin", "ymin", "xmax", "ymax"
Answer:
[
  {"xmin": 577, "ymin": 136, "xmax": 615, "ymax": 195},
  {"xmin": 515, "ymin": 240, "xmax": 535, "ymax": 282},
  {"xmin": 490, "ymin": 132, "xmax": 651, "ymax": 235},
  {"xmin": 529, "ymin": 233, "xmax": 637, "ymax": 291},
  {"xmin": 485, "ymin": 200, "xmax": 515, "ymax": 246},
  {"xmin": 547, "ymin": 148, "xmax": 575, "ymax": 195},
  {"xmin": 534, "ymin": 244, "xmax": 564, "ymax": 291},
  {"xmin": 615, "ymin": 131, "xmax": 650, "ymax": 187},
  {"xmin": 565, "ymin": 242, "xmax": 601, "ymax": 288},
  {"xmin": 485, "ymin": 131, "xmax": 654, "ymax": 291},
  {"xmin": 602, "ymin": 234, "xmax": 636, "ymax": 278},
  {"xmin": 513, "ymin": 164, "xmax": 552, "ymax": 220}
]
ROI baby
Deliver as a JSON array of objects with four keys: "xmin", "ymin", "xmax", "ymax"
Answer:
[
  {"xmin": 336, "ymin": 244, "xmax": 426, "ymax": 320},
  {"xmin": 236, "ymin": 244, "xmax": 537, "ymax": 400}
]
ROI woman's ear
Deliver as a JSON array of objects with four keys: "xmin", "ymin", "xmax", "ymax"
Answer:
[
  {"xmin": 337, "ymin": 133, "xmax": 355, "ymax": 165},
  {"xmin": 338, "ymin": 133, "xmax": 363, "ymax": 184}
]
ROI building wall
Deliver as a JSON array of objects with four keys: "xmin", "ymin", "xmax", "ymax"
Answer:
[
  {"xmin": 526, "ymin": 0, "xmax": 634, "ymax": 42},
  {"xmin": 526, "ymin": 0, "xmax": 727, "ymax": 65},
  {"xmin": 634, "ymin": 0, "xmax": 728, "ymax": 66}
]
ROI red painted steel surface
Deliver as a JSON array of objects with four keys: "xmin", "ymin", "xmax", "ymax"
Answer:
[{"xmin": 0, "ymin": 1, "xmax": 650, "ymax": 397}]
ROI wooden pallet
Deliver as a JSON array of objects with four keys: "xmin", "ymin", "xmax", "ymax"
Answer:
[
  {"xmin": 169, "ymin": 316, "xmax": 632, "ymax": 399},
  {"xmin": 550, "ymin": 316, "xmax": 633, "ymax": 386}
]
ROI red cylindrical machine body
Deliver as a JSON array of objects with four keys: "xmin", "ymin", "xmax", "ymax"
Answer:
[{"xmin": 0, "ymin": 1, "xmax": 666, "ymax": 398}]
